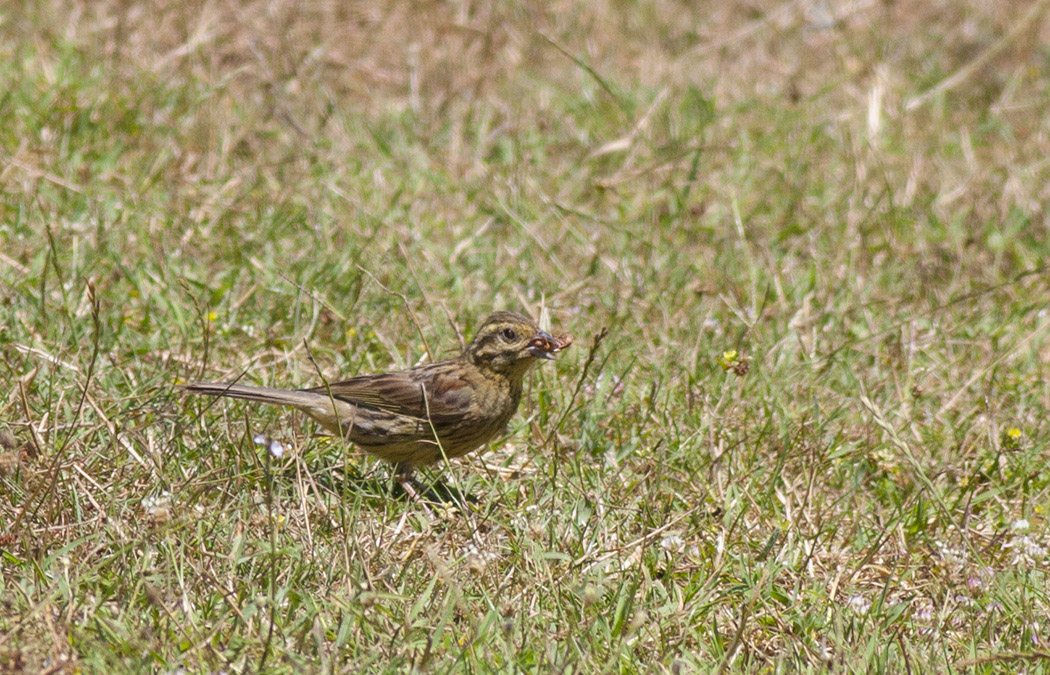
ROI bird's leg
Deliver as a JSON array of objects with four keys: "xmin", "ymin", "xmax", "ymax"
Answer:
[
  {"xmin": 393, "ymin": 462, "xmax": 421, "ymax": 499},
  {"xmin": 393, "ymin": 462, "xmax": 435, "ymax": 517}
]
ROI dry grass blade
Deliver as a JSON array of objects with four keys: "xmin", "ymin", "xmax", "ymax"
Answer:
[{"xmin": 906, "ymin": 0, "xmax": 1050, "ymax": 110}]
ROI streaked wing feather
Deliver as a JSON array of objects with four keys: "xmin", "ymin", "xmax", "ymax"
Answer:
[{"xmin": 305, "ymin": 363, "xmax": 471, "ymax": 421}]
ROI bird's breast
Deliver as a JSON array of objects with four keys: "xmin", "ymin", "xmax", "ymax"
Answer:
[{"xmin": 435, "ymin": 376, "xmax": 522, "ymax": 458}]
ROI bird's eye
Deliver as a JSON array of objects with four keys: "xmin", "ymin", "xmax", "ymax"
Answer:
[{"xmin": 500, "ymin": 327, "xmax": 518, "ymax": 342}]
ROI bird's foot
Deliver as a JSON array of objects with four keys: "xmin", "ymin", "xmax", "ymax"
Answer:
[{"xmin": 392, "ymin": 466, "xmax": 476, "ymax": 516}]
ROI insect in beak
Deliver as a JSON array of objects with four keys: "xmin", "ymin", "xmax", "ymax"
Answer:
[{"xmin": 527, "ymin": 331, "xmax": 574, "ymax": 360}]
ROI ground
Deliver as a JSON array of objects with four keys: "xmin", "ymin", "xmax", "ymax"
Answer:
[{"xmin": 2, "ymin": 1, "xmax": 1050, "ymax": 672}]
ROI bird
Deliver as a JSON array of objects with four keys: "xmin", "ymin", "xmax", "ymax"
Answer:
[{"xmin": 181, "ymin": 311, "xmax": 571, "ymax": 496}]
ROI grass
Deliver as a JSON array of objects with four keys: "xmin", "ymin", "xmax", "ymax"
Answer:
[{"xmin": 3, "ymin": 0, "xmax": 1050, "ymax": 672}]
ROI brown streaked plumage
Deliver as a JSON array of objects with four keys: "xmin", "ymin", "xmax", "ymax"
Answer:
[{"xmin": 182, "ymin": 311, "xmax": 571, "ymax": 480}]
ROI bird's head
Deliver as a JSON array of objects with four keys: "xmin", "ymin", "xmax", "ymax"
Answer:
[{"xmin": 465, "ymin": 311, "xmax": 570, "ymax": 378}]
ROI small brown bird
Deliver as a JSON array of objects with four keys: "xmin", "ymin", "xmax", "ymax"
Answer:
[{"xmin": 182, "ymin": 311, "xmax": 571, "ymax": 489}]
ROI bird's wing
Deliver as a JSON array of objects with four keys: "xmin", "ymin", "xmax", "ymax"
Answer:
[{"xmin": 305, "ymin": 362, "xmax": 472, "ymax": 422}]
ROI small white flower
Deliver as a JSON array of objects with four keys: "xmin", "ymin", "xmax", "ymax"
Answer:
[
  {"xmin": 660, "ymin": 535, "xmax": 686, "ymax": 552},
  {"xmin": 253, "ymin": 434, "xmax": 268, "ymax": 446},
  {"xmin": 847, "ymin": 595, "xmax": 871, "ymax": 615},
  {"xmin": 1004, "ymin": 533, "xmax": 1048, "ymax": 566},
  {"xmin": 935, "ymin": 541, "xmax": 968, "ymax": 570},
  {"xmin": 1020, "ymin": 536, "xmax": 1047, "ymax": 559},
  {"xmin": 142, "ymin": 491, "xmax": 172, "ymax": 511},
  {"xmin": 1012, "ymin": 519, "xmax": 1031, "ymax": 532},
  {"xmin": 269, "ymin": 441, "xmax": 285, "ymax": 458}
]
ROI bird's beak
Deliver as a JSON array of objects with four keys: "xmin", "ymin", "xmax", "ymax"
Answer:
[{"xmin": 527, "ymin": 331, "xmax": 558, "ymax": 360}]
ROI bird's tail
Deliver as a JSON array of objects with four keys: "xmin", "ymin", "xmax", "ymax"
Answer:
[{"xmin": 181, "ymin": 382, "xmax": 322, "ymax": 410}]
